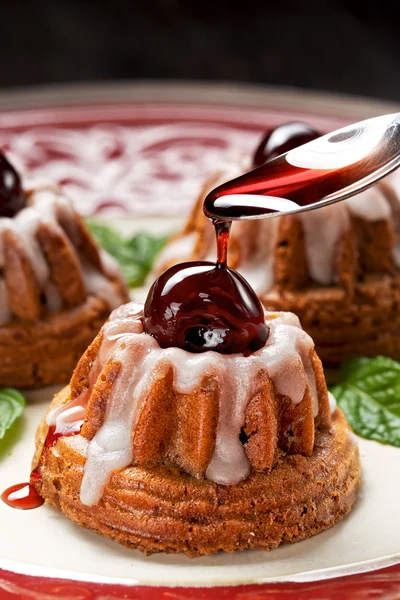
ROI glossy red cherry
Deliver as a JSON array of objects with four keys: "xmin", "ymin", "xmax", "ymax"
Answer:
[
  {"xmin": 143, "ymin": 262, "xmax": 269, "ymax": 355},
  {"xmin": 252, "ymin": 122, "xmax": 320, "ymax": 167},
  {"xmin": 0, "ymin": 151, "xmax": 26, "ymax": 217}
]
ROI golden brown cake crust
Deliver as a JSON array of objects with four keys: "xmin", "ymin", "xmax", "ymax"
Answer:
[
  {"xmin": 33, "ymin": 400, "xmax": 360, "ymax": 556},
  {"xmin": 0, "ymin": 291, "xmax": 126, "ymax": 389},
  {"xmin": 263, "ymin": 274, "xmax": 400, "ymax": 368},
  {"xmin": 0, "ymin": 189, "xmax": 130, "ymax": 388}
]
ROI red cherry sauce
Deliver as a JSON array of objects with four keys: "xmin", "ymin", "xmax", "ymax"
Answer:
[
  {"xmin": 0, "ymin": 151, "xmax": 27, "ymax": 217},
  {"xmin": 2, "ymin": 425, "xmax": 81, "ymax": 510},
  {"xmin": 1, "ymin": 480, "xmax": 44, "ymax": 510}
]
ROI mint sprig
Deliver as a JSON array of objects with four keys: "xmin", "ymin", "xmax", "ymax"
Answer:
[
  {"xmin": 86, "ymin": 220, "xmax": 166, "ymax": 288},
  {"xmin": 331, "ymin": 356, "xmax": 400, "ymax": 447},
  {"xmin": 0, "ymin": 388, "xmax": 25, "ymax": 440}
]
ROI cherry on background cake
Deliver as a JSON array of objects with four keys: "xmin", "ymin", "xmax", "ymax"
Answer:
[
  {"xmin": 152, "ymin": 122, "xmax": 400, "ymax": 368},
  {"xmin": 0, "ymin": 152, "xmax": 129, "ymax": 388}
]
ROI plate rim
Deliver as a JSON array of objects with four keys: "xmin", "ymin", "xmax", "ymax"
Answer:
[
  {"xmin": 1, "ymin": 554, "xmax": 399, "ymax": 588},
  {"xmin": 0, "ymin": 80, "xmax": 398, "ymax": 118}
]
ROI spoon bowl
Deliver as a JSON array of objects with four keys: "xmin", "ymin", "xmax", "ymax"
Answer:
[{"xmin": 204, "ymin": 112, "xmax": 400, "ymax": 220}]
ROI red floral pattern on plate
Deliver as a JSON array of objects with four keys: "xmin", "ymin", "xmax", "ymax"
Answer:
[
  {"xmin": 1, "ymin": 123, "xmax": 258, "ymax": 216},
  {"xmin": 0, "ymin": 100, "xmax": 350, "ymax": 218},
  {"xmin": 1, "ymin": 564, "xmax": 399, "ymax": 600}
]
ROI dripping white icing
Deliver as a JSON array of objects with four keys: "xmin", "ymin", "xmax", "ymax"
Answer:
[
  {"xmin": 345, "ymin": 185, "xmax": 392, "ymax": 221},
  {"xmin": 42, "ymin": 281, "xmax": 63, "ymax": 313},
  {"xmin": 236, "ymin": 219, "xmax": 279, "ymax": 293},
  {"xmin": 328, "ymin": 391, "xmax": 337, "ymax": 414},
  {"xmin": 54, "ymin": 405, "xmax": 85, "ymax": 436},
  {"xmin": 298, "ymin": 184, "xmax": 396, "ymax": 285},
  {"xmin": 299, "ymin": 204, "xmax": 350, "ymax": 285},
  {"xmin": 47, "ymin": 302, "xmax": 318, "ymax": 505},
  {"xmin": 81, "ymin": 259, "xmax": 123, "ymax": 310},
  {"xmin": 80, "ymin": 335, "xmax": 157, "ymax": 506},
  {"xmin": 0, "ymin": 183, "xmax": 124, "ymax": 321},
  {"xmin": 347, "ymin": 430, "xmax": 359, "ymax": 445}
]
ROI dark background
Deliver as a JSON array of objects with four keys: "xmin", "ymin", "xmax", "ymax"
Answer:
[{"xmin": 1, "ymin": 0, "xmax": 399, "ymax": 101}]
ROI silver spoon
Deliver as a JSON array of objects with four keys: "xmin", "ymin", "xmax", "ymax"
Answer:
[{"xmin": 204, "ymin": 112, "xmax": 400, "ymax": 220}]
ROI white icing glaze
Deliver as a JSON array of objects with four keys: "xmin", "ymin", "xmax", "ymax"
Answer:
[
  {"xmin": 328, "ymin": 391, "xmax": 337, "ymax": 413},
  {"xmin": 54, "ymin": 405, "xmax": 85, "ymax": 436},
  {"xmin": 0, "ymin": 183, "xmax": 124, "ymax": 322},
  {"xmin": 237, "ymin": 219, "xmax": 279, "ymax": 293},
  {"xmin": 42, "ymin": 281, "xmax": 63, "ymax": 313},
  {"xmin": 299, "ymin": 204, "xmax": 350, "ymax": 285},
  {"xmin": 46, "ymin": 302, "xmax": 318, "ymax": 505},
  {"xmin": 345, "ymin": 185, "xmax": 392, "ymax": 221},
  {"xmin": 47, "ymin": 398, "xmax": 86, "ymax": 434},
  {"xmin": 298, "ymin": 183, "xmax": 397, "ymax": 285},
  {"xmin": 347, "ymin": 429, "xmax": 359, "ymax": 445},
  {"xmin": 81, "ymin": 259, "xmax": 123, "ymax": 311}
]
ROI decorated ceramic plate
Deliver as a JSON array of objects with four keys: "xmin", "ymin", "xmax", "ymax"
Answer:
[{"xmin": 0, "ymin": 82, "xmax": 399, "ymax": 599}]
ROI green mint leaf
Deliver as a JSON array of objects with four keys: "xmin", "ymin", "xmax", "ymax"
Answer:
[
  {"xmin": 0, "ymin": 388, "xmax": 26, "ymax": 440},
  {"xmin": 86, "ymin": 220, "xmax": 167, "ymax": 288},
  {"xmin": 331, "ymin": 356, "xmax": 400, "ymax": 447}
]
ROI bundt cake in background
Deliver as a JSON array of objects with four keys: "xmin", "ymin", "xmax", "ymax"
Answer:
[
  {"xmin": 0, "ymin": 151, "xmax": 129, "ymax": 388},
  {"xmin": 152, "ymin": 122, "xmax": 400, "ymax": 368},
  {"xmin": 32, "ymin": 301, "xmax": 360, "ymax": 556}
]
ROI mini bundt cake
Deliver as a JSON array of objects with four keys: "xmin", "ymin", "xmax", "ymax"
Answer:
[
  {"xmin": 152, "ymin": 123, "xmax": 400, "ymax": 368},
  {"xmin": 0, "ymin": 152, "xmax": 129, "ymax": 387},
  {"xmin": 32, "ymin": 301, "xmax": 360, "ymax": 556}
]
